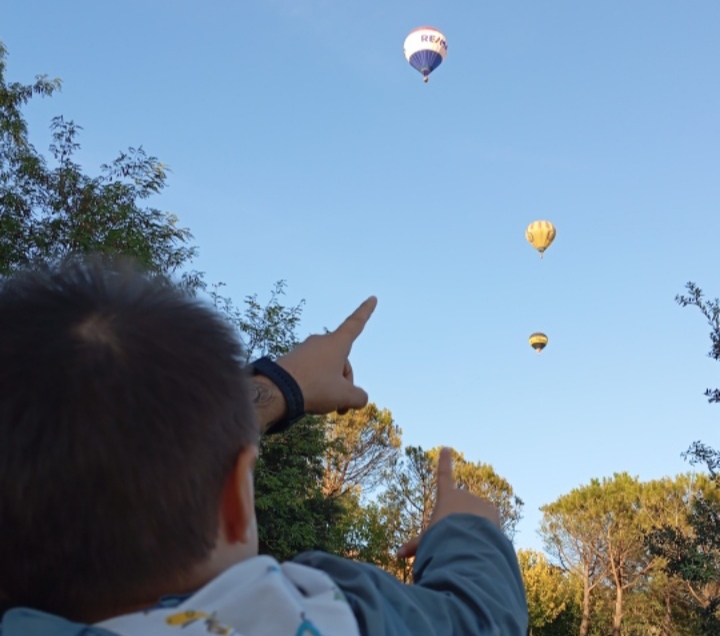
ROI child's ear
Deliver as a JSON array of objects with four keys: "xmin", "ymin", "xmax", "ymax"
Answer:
[{"xmin": 220, "ymin": 445, "xmax": 258, "ymax": 544}]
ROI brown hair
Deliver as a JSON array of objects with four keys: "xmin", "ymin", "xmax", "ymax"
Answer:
[{"xmin": 0, "ymin": 259, "xmax": 259, "ymax": 617}]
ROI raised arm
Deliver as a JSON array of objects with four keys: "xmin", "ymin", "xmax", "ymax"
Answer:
[
  {"xmin": 250, "ymin": 296, "xmax": 377, "ymax": 434},
  {"xmin": 294, "ymin": 449, "xmax": 529, "ymax": 635}
]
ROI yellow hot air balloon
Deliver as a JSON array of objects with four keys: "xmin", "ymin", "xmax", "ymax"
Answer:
[
  {"xmin": 525, "ymin": 220, "xmax": 556, "ymax": 258},
  {"xmin": 529, "ymin": 332, "xmax": 548, "ymax": 354}
]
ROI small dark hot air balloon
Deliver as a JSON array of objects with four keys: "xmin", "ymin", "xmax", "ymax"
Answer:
[{"xmin": 529, "ymin": 332, "xmax": 548, "ymax": 354}]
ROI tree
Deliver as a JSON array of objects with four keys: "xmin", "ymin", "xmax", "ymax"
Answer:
[
  {"xmin": 540, "ymin": 480, "xmax": 610, "ymax": 636},
  {"xmin": 210, "ymin": 280, "xmax": 304, "ymax": 363},
  {"xmin": 450, "ymin": 448, "xmax": 524, "ymax": 540},
  {"xmin": 382, "ymin": 445, "xmax": 523, "ymax": 546},
  {"xmin": 322, "ymin": 404, "xmax": 402, "ymax": 498},
  {"xmin": 372, "ymin": 446, "xmax": 435, "ymax": 581},
  {"xmin": 643, "ymin": 283, "xmax": 720, "ymax": 634},
  {"xmin": 596, "ymin": 474, "xmax": 654, "ymax": 636},
  {"xmin": 253, "ymin": 414, "xmax": 346, "ymax": 560},
  {"xmin": 519, "ymin": 549, "xmax": 581, "ymax": 636},
  {"xmin": 638, "ymin": 474, "xmax": 720, "ymax": 636},
  {"xmin": 339, "ymin": 499, "xmax": 405, "ymax": 573},
  {"xmin": 676, "ymin": 283, "xmax": 720, "ymax": 404},
  {"xmin": 647, "ymin": 473, "xmax": 720, "ymax": 635},
  {"xmin": 542, "ymin": 474, "xmax": 669, "ymax": 636},
  {"xmin": 0, "ymin": 42, "xmax": 200, "ymax": 288}
]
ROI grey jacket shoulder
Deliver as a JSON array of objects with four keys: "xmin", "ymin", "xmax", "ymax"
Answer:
[
  {"xmin": 1, "ymin": 608, "xmax": 117, "ymax": 636},
  {"xmin": 294, "ymin": 514, "xmax": 528, "ymax": 636}
]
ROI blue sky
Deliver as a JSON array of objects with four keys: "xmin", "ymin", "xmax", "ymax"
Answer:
[{"xmin": 4, "ymin": 0, "xmax": 720, "ymax": 552}]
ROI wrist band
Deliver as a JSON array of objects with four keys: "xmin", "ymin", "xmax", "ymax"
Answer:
[{"xmin": 250, "ymin": 356, "xmax": 305, "ymax": 435}]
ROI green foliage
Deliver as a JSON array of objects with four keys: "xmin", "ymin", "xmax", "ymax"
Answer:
[
  {"xmin": 518, "ymin": 549, "xmax": 581, "ymax": 635},
  {"xmin": 210, "ymin": 280, "xmax": 304, "ymax": 363},
  {"xmin": 540, "ymin": 474, "xmax": 654, "ymax": 636},
  {"xmin": 647, "ymin": 477, "xmax": 720, "ymax": 634},
  {"xmin": 449, "ymin": 448, "xmax": 524, "ymax": 539},
  {"xmin": 338, "ymin": 500, "xmax": 405, "ymax": 574},
  {"xmin": 214, "ymin": 283, "xmax": 345, "ymax": 560},
  {"xmin": 350, "ymin": 499, "xmax": 416, "ymax": 582},
  {"xmin": 676, "ymin": 282, "xmax": 720, "ymax": 404},
  {"xmin": 381, "ymin": 445, "xmax": 524, "ymax": 544},
  {"xmin": 639, "ymin": 282, "xmax": 720, "ymax": 634},
  {"xmin": 0, "ymin": 42, "xmax": 199, "ymax": 287},
  {"xmin": 254, "ymin": 416, "xmax": 344, "ymax": 560},
  {"xmin": 539, "ymin": 471, "xmax": 720, "ymax": 636},
  {"xmin": 540, "ymin": 479, "xmax": 607, "ymax": 583},
  {"xmin": 378, "ymin": 445, "xmax": 439, "ymax": 558},
  {"xmin": 323, "ymin": 404, "xmax": 402, "ymax": 498}
]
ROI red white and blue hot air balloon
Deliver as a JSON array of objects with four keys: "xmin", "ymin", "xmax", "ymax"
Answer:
[{"xmin": 403, "ymin": 26, "xmax": 448, "ymax": 83}]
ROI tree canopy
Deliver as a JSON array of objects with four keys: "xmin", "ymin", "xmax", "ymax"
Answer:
[{"xmin": 0, "ymin": 43, "xmax": 199, "ymax": 287}]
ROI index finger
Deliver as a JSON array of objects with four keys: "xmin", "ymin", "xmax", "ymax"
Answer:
[
  {"xmin": 334, "ymin": 296, "xmax": 378, "ymax": 343},
  {"xmin": 435, "ymin": 447, "xmax": 454, "ymax": 500}
]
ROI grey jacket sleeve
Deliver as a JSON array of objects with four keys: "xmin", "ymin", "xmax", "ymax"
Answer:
[{"xmin": 293, "ymin": 514, "xmax": 528, "ymax": 636}]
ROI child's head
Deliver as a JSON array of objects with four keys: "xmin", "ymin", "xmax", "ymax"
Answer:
[{"xmin": 0, "ymin": 259, "xmax": 260, "ymax": 619}]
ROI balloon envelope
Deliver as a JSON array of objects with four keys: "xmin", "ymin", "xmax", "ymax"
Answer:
[
  {"xmin": 525, "ymin": 220, "xmax": 556, "ymax": 258},
  {"xmin": 403, "ymin": 27, "xmax": 448, "ymax": 82},
  {"xmin": 529, "ymin": 332, "xmax": 548, "ymax": 354}
]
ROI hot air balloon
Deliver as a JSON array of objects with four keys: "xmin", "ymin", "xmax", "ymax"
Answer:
[
  {"xmin": 529, "ymin": 332, "xmax": 548, "ymax": 354},
  {"xmin": 525, "ymin": 220, "xmax": 556, "ymax": 258},
  {"xmin": 403, "ymin": 27, "xmax": 448, "ymax": 83}
]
